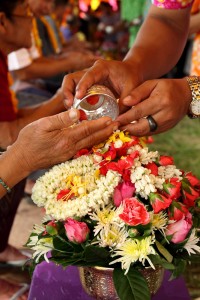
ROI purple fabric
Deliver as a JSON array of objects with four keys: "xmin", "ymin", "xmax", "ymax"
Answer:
[{"xmin": 28, "ymin": 262, "xmax": 191, "ymax": 300}]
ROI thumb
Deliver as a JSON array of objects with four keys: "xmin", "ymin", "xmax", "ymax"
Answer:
[{"xmin": 40, "ymin": 109, "xmax": 80, "ymax": 131}]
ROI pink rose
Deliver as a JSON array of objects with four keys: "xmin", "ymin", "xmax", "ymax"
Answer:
[
  {"xmin": 64, "ymin": 218, "xmax": 90, "ymax": 243},
  {"xmin": 113, "ymin": 181, "xmax": 136, "ymax": 207},
  {"xmin": 150, "ymin": 193, "xmax": 172, "ymax": 213},
  {"xmin": 119, "ymin": 197, "xmax": 150, "ymax": 226},
  {"xmin": 165, "ymin": 212, "xmax": 192, "ymax": 243}
]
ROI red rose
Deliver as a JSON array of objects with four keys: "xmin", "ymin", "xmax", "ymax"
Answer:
[
  {"xmin": 185, "ymin": 172, "xmax": 200, "ymax": 187},
  {"xmin": 145, "ymin": 162, "xmax": 158, "ymax": 176},
  {"xmin": 64, "ymin": 218, "xmax": 90, "ymax": 243},
  {"xmin": 150, "ymin": 192, "xmax": 172, "ymax": 213},
  {"xmin": 168, "ymin": 202, "xmax": 189, "ymax": 221},
  {"xmin": 159, "ymin": 155, "xmax": 174, "ymax": 166},
  {"xmin": 163, "ymin": 178, "xmax": 181, "ymax": 200},
  {"xmin": 183, "ymin": 187, "xmax": 200, "ymax": 207},
  {"xmin": 119, "ymin": 197, "xmax": 150, "ymax": 226}
]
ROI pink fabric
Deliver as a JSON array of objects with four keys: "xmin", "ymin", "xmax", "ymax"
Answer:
[{"xmin": 152, "ymin": 0, "xmax": 194, "ymax": 9}]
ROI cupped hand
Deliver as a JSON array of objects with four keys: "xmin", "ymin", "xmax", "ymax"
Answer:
[
  {"xmin": 11, "ymin": 109, "xmax": 119, "ymax": 173},
  {"xmin": 116, "ymin": 78, "xmax": 192, "ymax": 136},
  {"xmin": 62, "ymin": 59, "xmax": 143, "ymax": 109}
]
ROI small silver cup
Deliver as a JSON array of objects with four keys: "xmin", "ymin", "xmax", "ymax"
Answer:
[{"xmin": 73, "ymin": 85, "xmax": 119, "ymax": 120}]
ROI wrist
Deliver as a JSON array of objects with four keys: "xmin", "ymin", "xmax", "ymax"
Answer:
[
  {"xmin": 186, "ymin": 76, "xmax": 200, "ymax": 118},
  {"xmin": 0, "ymin": 144, "xmax": 30, "ymax": 189}
]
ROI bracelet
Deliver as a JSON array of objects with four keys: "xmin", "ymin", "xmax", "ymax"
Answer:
[{"xmin": 0, "ymin": 178, "xmax": 11, "ymax": 193}]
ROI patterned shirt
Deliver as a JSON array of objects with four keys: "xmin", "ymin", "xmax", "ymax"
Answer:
[{"xmin": 152, "ymin": 0, "xmax": 194, "ymax": 9}]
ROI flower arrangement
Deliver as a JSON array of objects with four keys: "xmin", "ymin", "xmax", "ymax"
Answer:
[{"xmin": 27, "ymin": 131, "xmax": 200, "ymax": 300}]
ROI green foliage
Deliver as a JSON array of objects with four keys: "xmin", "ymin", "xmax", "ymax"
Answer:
[{"xmin": 113, "ymin": 268, "xmax": 151, "ymax": 300}]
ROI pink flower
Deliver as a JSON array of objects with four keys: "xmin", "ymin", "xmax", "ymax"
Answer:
[
  {"xmin": 159, "ymin": 155, "xmax": 174, "ymax": 166},
  {"xmin": 119, "ymin": 197, "xmax": 150, "ymax": 226},
  {"xmin": 163, "ymin": 178, "xmax": 181, "ymax": 200},
  {"xmin": 113, "ymin": 181, "xmax": 136, "ymax": 207},
  {"xmin": 166, "ymin": 212, "xmax": 192, "ymax": 243},
  {"xmin": 64, "ymin": 218, "xmax": 90, "ymax": 243},
  {"xmin": 150, "ymin": 193, "xmax": 172, "ymax": 213}
]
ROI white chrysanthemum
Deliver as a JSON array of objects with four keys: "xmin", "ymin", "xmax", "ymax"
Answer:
[
  {"xmin": 90, "ymin": 205, "xmax": 124, "ymax": 236},
  {"xmin": 110, "ymin": 236, "xmax": 156, "ymax": 274},
  {"xmin": 32, "ymin": 153, "xmax": 121, "ymax": 220},
  {"xmin": 158, "ymin": 165, "xmax": 182, "ymax": 180},
  {"xmin": 150, "ymin": 212, "xmax": 168, "ymax": 235},
  {"xmin": 183, "ymin": 229, "xmax": 200, "ymax": 255},
  {"xmin": 95, "ymin": 224, "xmax": 128, "ymax": 248},
  {"xmin": 27, "ymin": 237, "xmax": 53, "ymax": 263}
]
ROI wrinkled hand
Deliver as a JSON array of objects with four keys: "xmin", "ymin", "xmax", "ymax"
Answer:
[
  {"xmin": 116, "ymin": 78, "xmax": 192, "ymax": 136},
  {"xmin": 10, "ymin": 109, "xmax": 118, "ymax": 173},
  {"xmin": 62, "ymin": 59, "xmax": 142, "ymax": 109}
]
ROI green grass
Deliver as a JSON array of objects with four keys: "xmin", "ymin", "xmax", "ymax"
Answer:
[{"xmin": 148, "ymin": 117, "xmax": 200, "ymax": 178}]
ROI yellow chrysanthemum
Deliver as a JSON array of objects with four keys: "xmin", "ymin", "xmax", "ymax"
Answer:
[
  {"xmin": 151, "ymin": 212, "xmax": 168, "ymax": 233},
  {"xmin": 110, "ymin": 237, "xmax": 156, "ymax": 274}
]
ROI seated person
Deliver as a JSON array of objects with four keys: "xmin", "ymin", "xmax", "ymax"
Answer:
[{"xmin": 8, "ymin": 0, "xmax": 98, "ymax": 102}]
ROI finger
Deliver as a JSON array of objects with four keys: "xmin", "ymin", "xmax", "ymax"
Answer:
[
  {"xmin": 122, "ymin": 80, "xmax": 157, "ymax": 106},
  {"xmin": 62, "ymin": 72, "xmax": 85, "ymax": 107},
  {"xmin": 38, "ymin": 109, "xmax": 80, "ymax": 131},
  {"xmin": 75, "ymin": 59, "xmax": 110, "ymax": 99},
  {"xmin": 117, "ymin": 96, "xmax": 160, "ymax": 125},
  {"xmin": 119, "ymin": 115, "xmax": 159, "ymax": 137},
  {"xmin": 70, "ymin": 117, "xmax": 119, "ymax": 149}
]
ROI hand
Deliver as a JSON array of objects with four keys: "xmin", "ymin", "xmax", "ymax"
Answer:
[
  {"xmin": 62, "ymin": 59, "xmax": 143, "ymax": 109},
  {"xmin": 10, "ymin": 109, "xmax": 119, "ymax": 174},
  {"xmin": 116, "ymin": 78, "xmax": 192, "ymax": 136}
]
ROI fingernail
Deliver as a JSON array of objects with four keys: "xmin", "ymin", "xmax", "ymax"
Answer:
[
  {"xmin": 112, "ymin": 124, "xmax": 119, "ymax": 131},
  {"xmin": 69, "ymin": 108, "xmax": 78, "ymax": 122},
  {"xmin": 105, "ymin": 118, "xmax": 112, "ymax": 125},
  {"xmin": 123, "ymin": 96, "xmax": 132, "ymax": 104}
]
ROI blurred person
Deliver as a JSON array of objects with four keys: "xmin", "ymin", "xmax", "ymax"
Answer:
[
  {"xmin": 62, "ymin": 0, "xmax": 199, "ymax": 138},
  {"xmin": 190, "ymin": 0, "xmax": 200, "ymax": 76},
  {"xmin": 8, "ymin": 0, "xmax": 98, "ymax": 104},
  {"xmin": 0, "ymin": 0, "xmax": 68, "ymax": 265}
]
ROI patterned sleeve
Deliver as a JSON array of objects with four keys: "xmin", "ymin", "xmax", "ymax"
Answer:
[{"xmin": 151, "ymin": 0, "xmax": 194, "ymax": 9}]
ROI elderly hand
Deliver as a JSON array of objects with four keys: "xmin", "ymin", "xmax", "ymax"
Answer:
[
  {"xmin": 62, "ymin": 58, "xmax": 143, "ymax": 111},
  {"xmin": 116, "ymin": 78, "xmax": 192, "ymax": 136},
  {"xmin": 9, "ymin": 109, "xmax": 118, "ymax": 174}
]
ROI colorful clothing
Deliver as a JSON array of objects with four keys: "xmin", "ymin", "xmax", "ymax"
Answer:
[
  {"xmin": 152, "ymin": 0, "xmax": 194, "ymax": 9},
  {"xmin": 190, "ymin": 0, "xmax": 200, "ymax": 75},
  {"xmin": 0, "ymin": 51, "xmax": 18, "ymax": 121}
]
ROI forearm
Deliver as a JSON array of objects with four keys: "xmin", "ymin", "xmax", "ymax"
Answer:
[
  {"xmin": 189, "ymin": 13, "xmax": 200, "ymax": 35},
  {"xmin": 124, "ymin": 5, "xmax": 191, "ymax": 81},
  {"xmin": 14, "ymin": 57, "xmax": 73, "ymax": 81},
  {"xmin": 0, "ymin": 146, "xmax": 30, "ymax": 198},
  {"xmin": 0, "ymin": 94, "xmax": 65, "ymax": 149}
]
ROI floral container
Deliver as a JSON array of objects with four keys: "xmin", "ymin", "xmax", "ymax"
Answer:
[{"xmin": 79, "ymin": 266, "xmax": 164, "ymax": 300}]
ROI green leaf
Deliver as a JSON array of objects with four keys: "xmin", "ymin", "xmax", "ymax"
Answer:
[
  {"xmin": 170, "ymin": 259, "xmax": 187, "ymax": 280},
  {"xmin": 113, "ymin": 268, "xmax": 150, "ymax": 300},
  {"xmin": 46, "ymin": 225, "xmax": 57, "ymax": 236},
  {"xmin": 84, "ymin": 246, "xmax": 110, "ymax": 266},
  {"xmin": 156, "ymin": 240, "xmax": 173, "ymax": 263}
]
